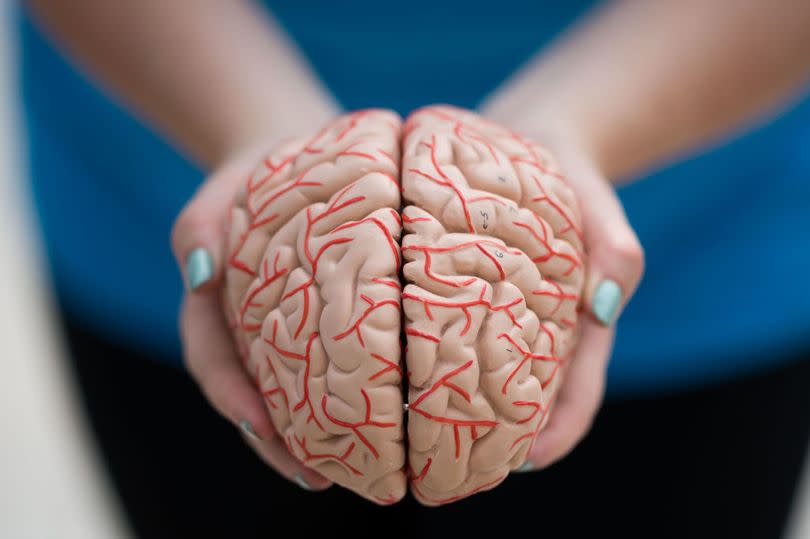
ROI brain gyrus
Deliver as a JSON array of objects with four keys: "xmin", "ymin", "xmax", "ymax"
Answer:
[{"xmin": 223, "ymin": 106, "xmax": 585, "ymax": 506}]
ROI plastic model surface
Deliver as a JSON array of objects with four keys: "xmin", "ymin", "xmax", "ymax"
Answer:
[{"xmin": 224, "ymin": 106, "xmax": 584, "ymax": 505}]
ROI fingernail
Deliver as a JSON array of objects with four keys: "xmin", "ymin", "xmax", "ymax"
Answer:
[
  {"xmin": 239, "ymin": 419, "xmax": 262, "ymax": 442},
  {"xmin": 592, "ymin": 279, "xmax": 622, "ymax": 326},
  {"xmin": 513, "ymin": 461, "xmax": 535, "ymax": 473},
  {"xmin": 185, "ymin": 247, "xmax": 213, "ymax": 290},
  {"xmin": 294, "ymin": 473, "xmax": 313, "ymax": 491}
]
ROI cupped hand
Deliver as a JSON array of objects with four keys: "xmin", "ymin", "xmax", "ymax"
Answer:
[
  {"xmin": 171, "ymin": 144, "xmax": 332, "ymax": 491},
  {"xmin": 527, "ymin": 140, "xmax": 644, "ymax": 469},
  {"xmin": 480, "ymin": 109, "xmax": 646, "ymax": 470}
]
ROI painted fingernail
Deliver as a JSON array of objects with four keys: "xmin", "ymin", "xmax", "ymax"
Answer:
[
  {"xmin": 294, "ymin": 473, "xmax": 313, "ymax": 491},
  {"xmin": 513, "ymin": 461, "xmax": 535, "ymax": 473},
  {"xmin": 239, "ymin": 419, "xmax": 262, "ymax": 442},
  {"xmin": 185, "ymin": 247, "xmax": 213, "ymax": 290},
  {"xmin": 592, "ymin": 279, "xmax": 622, "ymax": 326}
]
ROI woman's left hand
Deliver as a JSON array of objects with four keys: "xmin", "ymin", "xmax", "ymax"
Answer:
[{"xmin": 482, "ymin": 115, "xmax": 646, "ymax": 470}]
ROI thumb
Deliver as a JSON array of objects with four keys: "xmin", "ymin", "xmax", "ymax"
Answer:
[
  {"xmin": 556, "ymin": 147, "xmax": 645, "ymax": 326},
  {"xmin": 171, "ymin": 151, "xmax": 262, "ymax": 293}
]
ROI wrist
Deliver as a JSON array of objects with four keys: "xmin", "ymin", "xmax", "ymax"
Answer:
[
  {"xmin": 481, "ymin": 96, "xmax": 604, "ymax": 178},
  {"xmin": 214, "ymin": 91, "xmax": 341, "ymax": 170}
]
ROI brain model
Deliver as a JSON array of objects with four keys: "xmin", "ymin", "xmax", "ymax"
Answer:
[{"xmin": 224, "ymin": 106, "xmax": 585, "ymax": 506}]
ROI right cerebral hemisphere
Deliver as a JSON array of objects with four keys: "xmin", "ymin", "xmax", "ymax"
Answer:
[{"xmin": 223, "ymin": 106, "xmax": 585, "ymax": 506}]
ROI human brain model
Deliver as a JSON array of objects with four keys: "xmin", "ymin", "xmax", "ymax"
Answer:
[{"xmin": 224, "ymin": 106, "xmax": 585, "ymax": 506}]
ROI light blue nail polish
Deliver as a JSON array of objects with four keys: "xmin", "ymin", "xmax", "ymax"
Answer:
[
  {"xmin": 294, "ymin": 473, "xmax": 313, "ymax": 491},
  {"xmin": 186, "ymin": 247, "xmax": 213, "ymax": 290},
  {"xmin": 239, "ymin": 419, "xmax": 262, "ymax": 442},
  {"xmin": 592, "ymin": 279, "xmax": 623, "ymax": 326},
  {"xmin": 513, "ymin": 461, "xmax": 535, "ymax": 473}
]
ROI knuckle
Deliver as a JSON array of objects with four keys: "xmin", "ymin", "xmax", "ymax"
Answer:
[
  {"xmin": 612, "ymin": 233, "xmax": 643, "ymax": 264},
  {"xmin": 605, "ymin": 230, "xmax": 645, "ymax": 281},
  {"xmin": 171, "ymin": 205, "xmax": 206, "ymax": 254}
]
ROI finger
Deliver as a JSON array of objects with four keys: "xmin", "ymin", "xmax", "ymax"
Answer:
[
  {"xmin": 181, "ymin": 288, "xmax": 331, "ymax": 491},
  {"xmin": 556, "ymin": 149, "xmax": 645, "ymax": 326},
  {"xmin": 171, "ymin": 150, "xmax": 263, "ymax": 293},
  {"xmin": 180, "ymin": 291, "xmax": 275, "ymax": 440},
  {"xmin": 527, "ymin": 318, "xmax": 614, "ymax": 469},
  {"xmin": 241, "ymin": 432, "xmax": 332, "ymax": 491},
  {"xmin": 579, "ymin": 181, "xmax": 644, "ymax": 326}
]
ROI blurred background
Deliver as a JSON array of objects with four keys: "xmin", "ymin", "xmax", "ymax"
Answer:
[
  {"xmin": 0, "ymin": 0, "xmax": 808, "ymax": 537},
  {"xmin": 0, "ymin": 1, "xmax": 129, "ymax": 535}
]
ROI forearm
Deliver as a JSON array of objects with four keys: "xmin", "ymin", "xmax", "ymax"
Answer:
[
  {"xmin": 27, "ymin": 0, "xmax": 339, "ymax": 167},
  {"xmin": 482, "ymin": 0, "xmax": 810, "ymax": 181}
]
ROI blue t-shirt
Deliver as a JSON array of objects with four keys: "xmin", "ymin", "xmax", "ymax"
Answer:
[{"xmin": 18, "ymin": 1, "xmax": 810, "ymax": 397}]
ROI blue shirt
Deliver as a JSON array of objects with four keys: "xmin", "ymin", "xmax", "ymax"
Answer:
[{"xmin": 18, "ymin": 1, "xmax": 810, "ymax": 398}]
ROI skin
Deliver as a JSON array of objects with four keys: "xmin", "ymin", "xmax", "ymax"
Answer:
[
  {"xmin": 28, "ymin": 0, "xmax": 810, "ymax": 484},
  {"xmin": 479, "ymin": 0, "xmax": 810, "ymax": 469},
  {"xmin": 28, "ymin": 0, "xmax": 340, "ymax": 490}
]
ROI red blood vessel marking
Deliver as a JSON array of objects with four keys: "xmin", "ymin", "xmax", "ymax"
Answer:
[
  {"xmin": 263, "ymin": 323, "xmax": 324, "ymax": 431},
  {"xmin": 410, "ymin": 360, "xmax": 498, "ymax": 459},
  {"xmin": 368, "ymin": 353, "xmax": 403, "ymax": 381},
  {"xmin": 294, "ymin": 435, "xmax": 363, "ymax": 476},
  {"xmin": 498, "ymin": 333, "xmax": 560, "ymax": 395},
  {"xmin": 403, "ymin": 239, "xmax": 520, "ymax": 284},
  {"xmin": 403, "ymin": 283, "xmax": 523, "ymax": 336},
  {"xmin": 239, "ymin": 252, "xmax": 289, "ymax": 332},
  {"xmin": 332, "ymin": 296, "xmax": 400, "ymax": 347},
  {"xmin": 321, "ymin": 389, "xmax": 396, "ymax": 459}
]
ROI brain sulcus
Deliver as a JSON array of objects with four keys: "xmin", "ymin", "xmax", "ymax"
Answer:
[{"xmin": 223, "ymin": 105, "xmax": 585, "ymax": 506}]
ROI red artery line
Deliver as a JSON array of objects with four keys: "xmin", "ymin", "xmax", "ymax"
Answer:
[
  {"xmin": 368, "ymin": 353, "xmax": 402, "ymax": 381},
  {"xmin": 239, "ymin": 252, "xmax": 288, "ymax": 332},
  {"xmin": 379, "ymin": 149, "xmax": 397, "ymax": 166},
  {"xmin": 402, "ymin": 284, "xmax": 523, "ymax": 336},
  {"xmin": 250, "ymin": 170, "xmax": 323, "ymax": 220},
  {"xmin": 453, "ymin": 120, "xmax": 500, "ymax": 164},
  {"xmin": 332, "ymin": 296, "xmax": 400, "ymax": 348},
  {"xmin": 263, "ymin": 325, "xmax": 324, "ymax": 431},
  {"xmin": 410, "ymin": 360, "xmax": 497, "ymax": 458},
  {"xmin": 248, "ymin": 154, "xmax": 294, "ymax": 195},
  {"xmin": 498, "ymin": 332, "xmax": 560, "ymax": 395},
  {"xmin": 228, "ymin": 226, "xmax": 258, "ymax": 277},
  {"xmin": 532, "ymin": 279, "xmax": 580, "ymax": 317},
  {"xmin": 411, "ymin": 457, "xmax": 432, "ymax": 483},
  {"xmin": 412, "ymin": 134, "xmax": 475, "ymax": 233},
  {"xmin": 402, "ymin": 239, "xmax": 519, "ymax": 285},
  {"xmin": 405, "ymin": 327, "xmax": 440, "ymax": 343},
  {"xmin": 402, "ymin": 213, "xmax": 432, "ymax": 224},
  {"xmin": 261, "ymin": 355, "xmax": 290, "ymax": 411},
  {"xmin": 530, "ymin": 174, "xmax": 583, "ymax": 242},
  {"xmin": 294, "ymin": 435, "xmax": 363, "ymax": 476},
  {"xmin": 512, "ymin": 400, "xmax": 542, "ymax": 424},
  {"xmin": 331, "ymin": 216, "xmax": 400, "ymax": 268},
  {"xmin": 511, "ymin": 403, "xmax": 552, "ymax": 452},
  {"xmin": 334, "ymin": 110, "xmax": 371, "ymax": 142},
  {"xmin": 321, "ymin": 388, "xmax": 395, "ymax": 459},
  {"xmin": 371, "ymin": 277, "xmax": 401, "ymax": 290},
  {"xmin": 281, "ymin": 184, "xmax": 367, "ymax": 339},
  {"xmin": 512, "ymin": 218, "xmax": 580, "ymax": 276},
  {"xmin": 337, "ymin": 142, "xmax": 377, "ymax": 162}
]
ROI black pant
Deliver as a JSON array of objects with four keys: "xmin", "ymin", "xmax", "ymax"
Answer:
[{"xmin": 62, "ymin": 315, "xmax": 810, "ymax": 538}]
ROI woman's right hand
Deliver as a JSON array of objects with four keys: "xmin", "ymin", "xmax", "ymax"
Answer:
[{"xmin": 171, "ymin": 141, "xmax": 334, "ymax": 492}]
